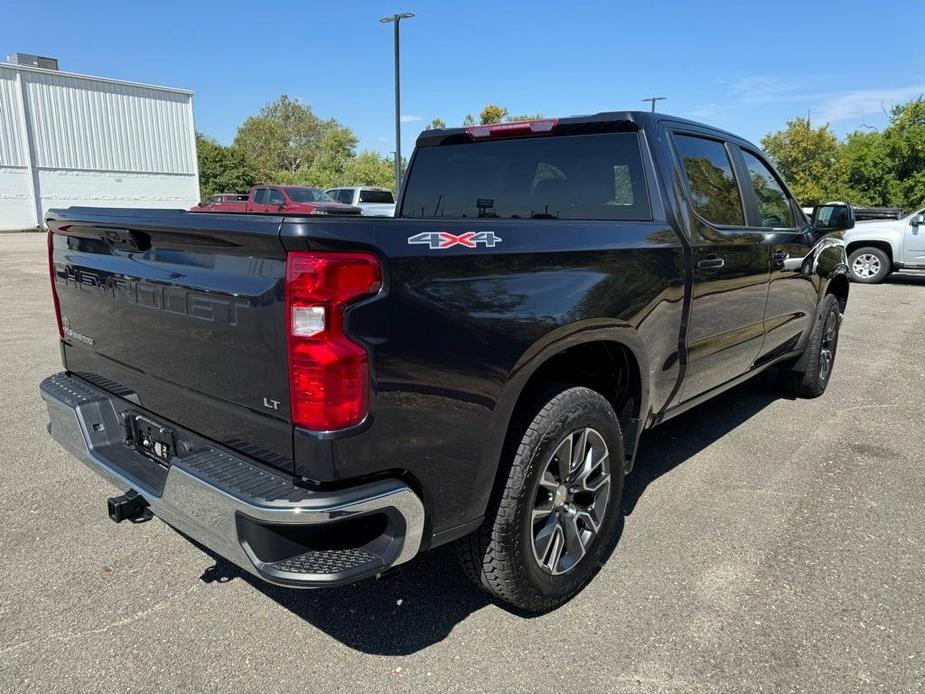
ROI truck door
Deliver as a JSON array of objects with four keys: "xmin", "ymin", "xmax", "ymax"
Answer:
[
  {"xmin": 249, "ymin": 187, "xmax": 269, "ymax": 212},
  {"xmin": 904, "ymin": 209, "xmax": 925, "ymax": 265},
  {"xmin": 670, "ymin": 132, "xmax": 770, "ymax": 401},
  {"xmin": 266, "ymin": 187, "xmax": 287, "ymax": 212},
  {"xmin": 735, "ymin": 147, "xmax": 818, "ymax": 363}
]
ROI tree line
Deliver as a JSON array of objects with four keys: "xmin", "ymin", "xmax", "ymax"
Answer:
[
  {"xmin": 196, "ymin": 95, "xmax": 400, "ymax": 198},
  {"xmin": 198, "ymin": 94, "xmax": 925, "ymax": 212},
  {"xmin": 196, "ymin": 97, "xmax": 545, "ymax": 198},
  {"xmin": 762, "ymin": 98, "xmax": 925, "ymax": 210}
]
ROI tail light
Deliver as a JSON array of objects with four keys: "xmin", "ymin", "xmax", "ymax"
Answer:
[
  {"xmin": 467, "ymin": 118, "xmax": 558, "ymax": 139},
  {"xmin": 47, "ymin": 230, "xmax": 63, "ymax": 337},
  {"xmin": 285, "ymin": 251, "xmax": 382, "ymax": 431}
]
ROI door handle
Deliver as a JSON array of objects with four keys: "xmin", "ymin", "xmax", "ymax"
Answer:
[{"xmin": 697, "ymin": 256, "xmax": 725, "ymax": 270}]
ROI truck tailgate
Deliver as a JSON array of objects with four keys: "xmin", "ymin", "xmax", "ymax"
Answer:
[{"xmin": 47, "ymin": 208, "xmax": 294, "ymax": 472}]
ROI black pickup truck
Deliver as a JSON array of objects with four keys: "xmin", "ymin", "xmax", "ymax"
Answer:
[{"xmin": 41, "ymin": 112, "xmax": 853, "ymax": 612}]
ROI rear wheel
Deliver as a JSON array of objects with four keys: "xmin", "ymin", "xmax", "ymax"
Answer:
[
  {"xmin": 457, "ymin": 385, "xmax": 624, "ymax": 612},
  {"xmin": 781, "ymin": 293, "xmax": 843, "ymax": 398},
  {"xmin": 848, "ymin": 246, "xmax": 891, "ymax": 283}
]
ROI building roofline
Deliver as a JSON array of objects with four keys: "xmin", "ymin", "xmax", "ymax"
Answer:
[{"xmin": 0, "ymin": 61, "xmax": 194, "ymax": 96}]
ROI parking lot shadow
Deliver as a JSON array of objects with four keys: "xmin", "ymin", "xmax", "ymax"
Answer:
[
  {"xmin": 884, "ymin": 272, "xmax": 925, "ymax": 287},
  {"xmin": 197, "ymin": 541, "xmax": 494, "ymax": 655},
  {"xmin": 195, "ymin": 371, "xmax": 784, "ymax": 655},
  {"xmin": 622, "ymin": 370, "xmax": 783, "ymax": 516}
]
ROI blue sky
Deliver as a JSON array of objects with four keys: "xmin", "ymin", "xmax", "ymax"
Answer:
[{"xmin": 4, "ymin": 0, "xmax": 925, "ymax": 157}]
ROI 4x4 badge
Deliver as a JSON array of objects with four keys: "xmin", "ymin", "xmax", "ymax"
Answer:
[{"xmin": 408, "ymin": 231, "xmax": 502, "ymax": 249}]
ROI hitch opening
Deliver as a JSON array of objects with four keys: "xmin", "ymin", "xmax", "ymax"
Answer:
[{"xmin": 107, "ymin": 490, "xmax": 152, "ymax": 523}]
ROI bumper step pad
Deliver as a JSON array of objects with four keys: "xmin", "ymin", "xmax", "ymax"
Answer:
[{"xmin": 273, "ymin": 548, "xmax": 381, "ymax": 575}]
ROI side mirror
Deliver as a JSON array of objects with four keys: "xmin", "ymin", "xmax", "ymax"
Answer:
[
  {"xmin": 812, "ymin": 203, "xmax": 855, "ymax": 232},
  {"xmin": 912, "ymin": 214, "xmax": 925, "ymax": 226}
]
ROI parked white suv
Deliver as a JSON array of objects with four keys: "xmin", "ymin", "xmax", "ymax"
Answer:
[
  {"xmin": 325, "ymin": 186, "xmax": 396, "ymax": 217},
  {"xmin": 843, "ymin": 207, "xmax": 925, "ymax": 283}
]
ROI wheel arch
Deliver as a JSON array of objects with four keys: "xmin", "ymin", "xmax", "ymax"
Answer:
[
  {"xmin": 846, "ymin": 239, "xmax": 894, "ymax": 267},
  {"xmin": 824, "ymin": 272, "xmax": 850, "ymax": 311},
  {"xmin": 473, "ymin": 325, "xmax": 651, "ymax": 525}
]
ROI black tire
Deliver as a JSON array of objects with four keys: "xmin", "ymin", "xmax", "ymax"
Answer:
[
  {"xmin": 457, "ymin": 385, "xmax": 624, "ymax": 612},
  {"xmin": 848, "ymin": 246, "xmax": 891, "ymax": 283},
  {"xmin": 781, "ymin": 293, "xmax": 843, "ymax": 398}
]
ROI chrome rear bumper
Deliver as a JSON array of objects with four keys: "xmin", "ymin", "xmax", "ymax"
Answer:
[{"xmin": 40, "ymin": 372, "xmax": 424, "ymax": 587}]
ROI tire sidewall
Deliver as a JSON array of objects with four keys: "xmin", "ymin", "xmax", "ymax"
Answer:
[
  {"xmin": 817, "ymin": 296, "xmax": 842, "ymax": 390},
  {"xmin": 848, "ymin": 247, "xmax": 890, "ymax": 283},
  {"xmin": 514, "ymin": 389, "xmax": 624, "ymax": 601}
]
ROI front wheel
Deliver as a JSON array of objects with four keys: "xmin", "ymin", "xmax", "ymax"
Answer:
[
  {"xmin": 848, "ymin": 246, "xmax": 891, "ymax": 283},
  {"xmin": 457, "ymin": 385, "xmax": 624, "ymax": 612},
  {"xmin": 781, "ymin": 293, "xmax": 843, "ymax": 398}
]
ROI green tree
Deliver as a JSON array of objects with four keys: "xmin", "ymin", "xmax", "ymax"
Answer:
[
  {"xmin": 303, "ymin": 126, "xmax": 359, "ymax": 188},
  {"xmin": 426, "ymin": 118, "xmax": 446, "ymax": 130},
  {"xmin": 232, "ymin": 95, "xmax": 340, "ymax": 179},
  {"xmin": 761, "ymin": 117, "xmax": 841, "ymax": 205},
  {"xmin": 479, "ymin": 104, "xmax": 509, "ymax": 125},
  {"xmin": 831, "ymin": 130, "xmax": 894, "ymax": 206},
  {"xmin": 195, "ymin": 133, "xmax": 258, "ymax": 199},
  {"xmin": 343, "ymin": 151, "xmax": 396, "ymax": 189},
  {"xmin": 882, "ymin": 98, "xmax": 925, "ymax": 208},
  {"xmin": 507, "ymin": 113, "xmax": 543, "ymax": 122},
  {"xmin": 463, "ymin": 113, "xmax": 476, "ymax": 127}
]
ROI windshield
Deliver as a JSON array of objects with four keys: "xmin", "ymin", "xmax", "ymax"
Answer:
[
  {"xmin": 401, "ymin": 132, "xmax": 650, "ymax": 220},
  {"xmin": 285, "ymin": 187, "xmax": 334, "ymax": 203}
]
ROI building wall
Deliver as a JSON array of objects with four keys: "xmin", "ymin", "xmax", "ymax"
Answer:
[{"xmin": 0, "ymin": 64, "xmax": 199, "ymax": 230}]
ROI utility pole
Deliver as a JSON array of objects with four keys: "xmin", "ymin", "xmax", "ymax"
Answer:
[
  {"xmin": 380, "ymin": 12, "xmax": 415, "ymax": 194},
  {"xmin": 642, "ymin": 96, "xmax": 666, "ymax": 112}
]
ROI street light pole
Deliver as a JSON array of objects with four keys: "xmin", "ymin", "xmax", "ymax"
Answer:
[
  {"xmin": 641, "ymin": 96, "xmax": 666, "ymax": 112},
  {"xmin": 380, "ymin": 12, "xmax": 415, "ymax": 195}
]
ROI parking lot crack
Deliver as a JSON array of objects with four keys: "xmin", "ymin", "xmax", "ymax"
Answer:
[{"xmin": 0, "ymin": 585, "xmax": 200, "ymax": 656}]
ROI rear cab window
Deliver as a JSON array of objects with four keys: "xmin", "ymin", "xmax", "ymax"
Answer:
[
  {"xmin": 401, "ymin": 132, "xmax": 651, "ymax": 220},
  {"xmin": 672, "ymin": 134, "xmax": 745, "ymax": 226},
  {"xmin": 359, "ymin": 189, "xmax": 395, "ymax": 204}
]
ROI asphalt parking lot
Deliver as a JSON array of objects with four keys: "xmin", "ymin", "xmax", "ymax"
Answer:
[{"xmin": 1, "ymin": 232, "xmax": 923, "ymax": 693}]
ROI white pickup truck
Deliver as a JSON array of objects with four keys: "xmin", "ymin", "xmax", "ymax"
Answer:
[
  {"xmin": 844, "ymin": 207, "xmax": 925, "ymax": 283},
  {"xmin": 325, "ymin": 186, "xmax": 396, "ymax": 217}
]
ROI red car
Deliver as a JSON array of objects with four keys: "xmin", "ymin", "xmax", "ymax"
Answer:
[{"xmin": 191, "ymin": 186, "xmax": 361, "ymax": 215}]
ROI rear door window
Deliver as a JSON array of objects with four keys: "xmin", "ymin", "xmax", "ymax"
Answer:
[
  {"xmin": 401, "ymin": 132, "xmax": 651, "ymax": 220},
  {"xmin": 673, "ymin": 134, "xmax": 745, "ymax": 226},
  {"xmin": 252, "ymin": 188, "xmax": 267, "ymax": 204}
]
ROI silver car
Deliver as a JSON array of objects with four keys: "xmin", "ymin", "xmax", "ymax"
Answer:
[
  {"xmin": 325, "ymin": 186, "xmax": 396, "ymax": 217},
  {"xmin": 843, "ymin": 207, "xmax": 925, "ymax": 283}
]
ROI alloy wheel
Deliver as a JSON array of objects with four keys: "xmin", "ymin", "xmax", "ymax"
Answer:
[
  {"xmin": 852, "ymin": 253, "xmax": 881, "ymax": 279},
  {"xmin": 531, "ymin": 427, "xmax": 611, "ymax": 575}
]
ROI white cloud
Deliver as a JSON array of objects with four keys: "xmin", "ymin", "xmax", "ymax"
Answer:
[
  {"xmin": 400, "ymin": 115, "xmax": 423, "ymax": 123},
  {"xmin": 683, "ymin": 107, "xmax": 717, "ymax": 120},
  {"xmin": 725, "ymin": 76, "xmax": 925, "ymax": 125},
  {"xmin": 813, "ymin": 84, "xmax": 925, "ymax": 122},
  {"xmin": 727, "ymin": 77, "xmax": 806, "ymax": 105}
]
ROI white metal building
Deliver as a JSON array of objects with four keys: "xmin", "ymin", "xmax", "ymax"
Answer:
[{"xmin": 0, "ymin": 60, "xmax": 199, "ymax": 230}]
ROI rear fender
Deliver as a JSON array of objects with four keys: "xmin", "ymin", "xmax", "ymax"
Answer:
[{"xmin": 473, "ymin": 322, "xmax": 651, "ymax": 519}]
